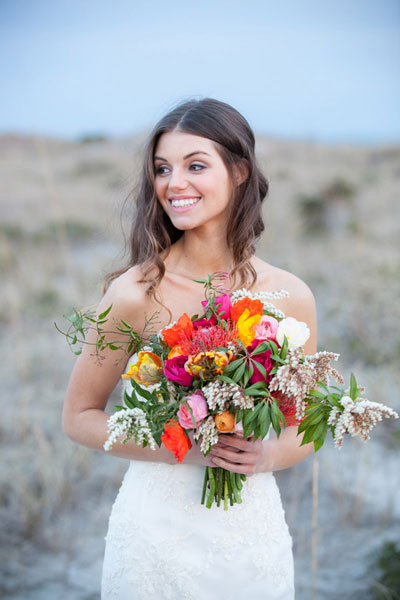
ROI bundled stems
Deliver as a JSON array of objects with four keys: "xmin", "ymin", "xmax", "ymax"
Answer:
[{"xmin": 202, "ymin": 467, "xmax": 247, "ymax": 510}]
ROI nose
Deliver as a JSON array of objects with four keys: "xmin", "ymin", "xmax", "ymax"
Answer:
[{"xmin": 168, "ymin": 167, "xmax": 188, "ymax": 192}]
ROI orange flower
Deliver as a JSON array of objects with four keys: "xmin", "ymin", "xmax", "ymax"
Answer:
[
  {"xmin": 161, "ymin": 314, "xmax": 194, "ymax": 347},
  {"xmin": 230, "ymin": 297, "xmax": 264, "ymax": 323},
  {"xmin": 168, "ymin": 345, "xmax": 185, "ymax": 359},
  {"xmin": 121, "ymin": 351, "xmax": 163, "ymax": 386},
  {"xmin": 214, "ymin": 411, "xmax": 235, "ymax": 432},
  {"xmin": 161, "ymin": 419, "xmax": 192, "ymax": 462}
]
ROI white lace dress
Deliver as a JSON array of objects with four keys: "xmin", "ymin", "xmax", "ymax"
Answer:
[{"xmin": 101, "ymin": 364, "xmax": 295, "ymax": 599}]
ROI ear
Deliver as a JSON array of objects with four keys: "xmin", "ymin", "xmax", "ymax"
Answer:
[{"xmin": 233, "ymin": 159, "xmax": 249, "ymax": 187}]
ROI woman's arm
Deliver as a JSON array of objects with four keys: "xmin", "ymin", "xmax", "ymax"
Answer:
[
  {"xmin": 210, "ymin": 278, "xmax": 317, "ymax": 475},
  {"xmin": 62, "ymin": 274, "xmax": 212, "ymax": 467}
]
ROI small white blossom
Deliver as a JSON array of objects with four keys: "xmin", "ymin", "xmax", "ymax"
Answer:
[
  {"xmin": 194, "ymin": 416, "xmax": 219, "ymax": 453},
  {"xmin": 230, "ymin": 288, "xmax": 288, "ymax": 319},
  {"xmin": 202, "ymin": 380, "xmax": 254, "ymax": 411},
  {"xmin": 104, "ymin": 408, "xmax": 157, "ymax": 452},
  {"xmin": 327, "ymin": 395, "xmax": 398, "ymax": 449}
]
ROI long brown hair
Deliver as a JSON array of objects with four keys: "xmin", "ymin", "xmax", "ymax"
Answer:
[{"xmin": 105, "ymin": 98, "xmax": 268, "ymax": 297}]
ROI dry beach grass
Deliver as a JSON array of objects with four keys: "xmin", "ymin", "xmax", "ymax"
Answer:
[{"xmin": 0, "ymin": 133, "xmax": 399, "ymax": 599}]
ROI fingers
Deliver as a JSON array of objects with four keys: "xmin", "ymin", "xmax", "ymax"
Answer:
[
  {"xmin": 217, "ymin": 434, "xmax": 260, "ymax": 453},
  {"xmin": 210, "ymin": 455, "xmax": 255, "ymax": 475},
  {"xmin": 209, "ymin": 435, "xmax": 263, "ymax": 475},
  {"xmin": 209, "ymin": 445, "xmax": 256, "ymax": 465}
]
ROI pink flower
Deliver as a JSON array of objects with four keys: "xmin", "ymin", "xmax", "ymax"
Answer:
[
  {"xmin": 163, "ymin": 355, "xmax": 193, "ymax": 387},
  {"xmin": 177, "ymin": 390, "xmax": 209, "ymax": 429},
  {"xmin": 248, "ymin": 340, "xmax": 273, "ymax": 384},
  {"xmin": 253, "ymin": 315, "xmax": 279, "ymax": 342},
  {"xmin": 194, "ymin": 294, "xmax": 232, "ymax": 328}
]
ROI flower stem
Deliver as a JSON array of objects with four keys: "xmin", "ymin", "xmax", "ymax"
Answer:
[
  {"xmin": 206, "ymin": 467, "xmax": 216, "ymax": 509},
  {"xmin": 201, "ymin": 468, "xmax": 208, "ymax": 505},
  {"xmin": 217, "ymin": 467, "xmax": 223, "ymax": 507},
  {"xmin": 224, "ymin": 477, "xmax": 229, "ymax": 510}
]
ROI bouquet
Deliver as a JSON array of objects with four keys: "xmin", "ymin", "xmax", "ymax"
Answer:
[{"xmin": 57, "ymin": 272, "xmax": 398, "ymax": 510}]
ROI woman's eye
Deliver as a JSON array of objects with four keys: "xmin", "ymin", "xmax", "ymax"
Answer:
[
  {"xmin": 155, "ymin": 165, "xmax": 169, "ymax": 175},
  {"xmin": 190, "ymin": 163, "xmax": 205, "ymax": 171}
]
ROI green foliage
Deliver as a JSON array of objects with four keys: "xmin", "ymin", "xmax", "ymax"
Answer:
[
  {"xmin": 324, "ymin": 177, "xmax": 356, "ymax": 200},
  {"xmin": 368, "ymin": 541, "xmax": 400, "ymax": 600},
  {"xmin": 77, "ymin": 133, "xmax": 109, "ymax": 144},
  {"xmin": 298, "ymin": 176, "xmax": 356, "ymax": 235},
  {"xmin": 36, "ymin": 220, "xmax": 97, "ymax": 242},
  {"xmin": 0, "ymin": 222, "xmax": 26, "ymax": 241}
]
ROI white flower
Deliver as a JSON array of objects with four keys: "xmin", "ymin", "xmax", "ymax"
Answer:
[{"xmin": 276, "ymin": 317, "xmax": 310, "ymax": 349}]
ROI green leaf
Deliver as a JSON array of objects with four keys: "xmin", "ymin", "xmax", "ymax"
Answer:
[
  {"xmin": 307, "ymin": 389, "xmax": 327, "ymax": 400},
  {"xmin": 280, "ymin": 336, "xmax": 288, "ymax": 360},
  {"xmin": 124, "ymin": 395, "xmax": 135, "ymax": 409},
  {"xmin": 98, "ymin": 304, "xmax": 113, "ymax": 320},
  {"xmin": 270, "ymin": 401, "xmax": 282, "ymax": 437},
  {"xmin": 267, "ymin": 340, "xmax": 279, "ymax": 354},
  {"xmin": 253, "ymin": 422, "xmax": 261, "ymax": 441},
  {"xmin": 243, "ymin": 367, "xmax": 251, "ymax": 388},
  {"xmin": 232, "ymin": 361, "xmax": 246, "ymax": 383},
  {"xmin": 244, "ymin": 382, "xmax": 269, "ymax": 396},
  {"xmin": 250, "ymin": 341, "xmax": 270, "ymax": 356},
  {"xmin": 250, "ymin": 360, "xmax": 267, "ymax": 379},
  {"xmin": 259, "ymin": 404, "xmax": 271, "ymax": 440},
  {"xmin": 235, "ymin": 409, "xmax": 243, "ymax": 424},
  {"xmin": 243, "ymin": 419, "xmax": 257, "ymax": 439},
  {"xmin": 217, "ymin": 374, "xmax": 236, "ymax": 384},
  {"xmin": 243, "ymin": 403, "xmax": 263, "ymax": 427},
  {"xmin": 224, "ymin": 358, "xmax": 245, "ymax": 375},
  {"xmin": 349, "ymin": 373, "xmax": 358, "ymax": 400},
  {"xmin": 130, "ymin": 378, "xmax": 153, "ymax": 402},
  {"xmin": 313, "ymin": 422, "xmax": 328, "ymax": 451}
]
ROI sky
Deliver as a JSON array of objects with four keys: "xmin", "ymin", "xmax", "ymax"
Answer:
[{"xmin": 1, "ymin": 0, "xmax": 400, "ymax": 143}]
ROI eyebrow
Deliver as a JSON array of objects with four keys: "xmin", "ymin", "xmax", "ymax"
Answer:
[{"xmin": 153, "ymin": 151, "xmax": 211, "ymax": 162}]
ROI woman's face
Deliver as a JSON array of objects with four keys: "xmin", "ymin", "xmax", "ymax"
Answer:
[{"xmin": 153, "ymin": 130, "xmax": 234, "ymax": 233}]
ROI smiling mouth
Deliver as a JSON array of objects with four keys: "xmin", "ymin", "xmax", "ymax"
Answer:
[{"xmin": 169, "ymin": 197, "xmax": 201, "ymax": 208}]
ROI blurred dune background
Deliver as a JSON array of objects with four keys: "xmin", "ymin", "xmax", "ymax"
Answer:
[
  {"xmin": 1, "ymin": 132, "xmax": 399, "ymax": 599},
  {"xmin": 1, "ymin": 0, "xmax": 400, "ymax": 598}
]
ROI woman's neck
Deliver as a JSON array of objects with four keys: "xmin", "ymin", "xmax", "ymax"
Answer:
[{"xmin": 166, "ymin": 229, "xmax": 233, "ymax": 280}]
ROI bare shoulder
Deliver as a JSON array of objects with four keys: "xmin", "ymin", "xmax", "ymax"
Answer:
[
  {"xmin": 251, "ymin": 257, "xmax": 317, "ymax": 352},
  {"xmin": 96, "ymin": 266, "xmax": 151, "ymax": 332}
]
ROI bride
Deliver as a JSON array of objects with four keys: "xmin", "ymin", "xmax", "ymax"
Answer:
[{"xmin": 63, "ymin": 98, "xmax": 317, "ymax": 599}]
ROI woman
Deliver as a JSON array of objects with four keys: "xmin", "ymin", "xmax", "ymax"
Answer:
[{"xmin": 63, "ymin": 98, "xmax": 317, "ymax": 599}]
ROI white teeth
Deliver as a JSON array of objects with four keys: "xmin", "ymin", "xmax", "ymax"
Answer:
[{"xmin": 171, "ymin": 197, "xmax": 200, "ymax": 208}]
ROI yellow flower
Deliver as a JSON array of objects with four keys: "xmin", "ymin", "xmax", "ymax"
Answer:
[
  {"xmin": 121, "ymin": 351, "xmax": 163, "ymax": 386},
  {"xmin": 235, "ymin": 308, "xmax": 261, "ymax": 347},
  {"xmin": 185, "ymin": 351, "xmax": 233, "ymax": 379}
]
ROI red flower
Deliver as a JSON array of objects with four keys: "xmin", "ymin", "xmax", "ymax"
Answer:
[
  {"xmin": 163, "ymin": 355, "xmax": 193, "ymax": 387},
  {"xmin": 271, "ymin": 391, "xmax": 303, "ymax": 427},
  {"xmin": 249, "ymin": 340, "xmax": 273, "ymax": 384},
  {"xmin": 161, "ymin": 420, "xmax": 192, "ymax": 462}
]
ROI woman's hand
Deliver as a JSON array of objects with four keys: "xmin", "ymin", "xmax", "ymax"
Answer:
[{"xmin": 208, "ymin": 433, "xmax": 264, "ymax": 475}]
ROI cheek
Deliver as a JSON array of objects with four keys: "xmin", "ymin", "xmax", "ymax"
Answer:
[{"xmin": 154, "ymin": 178, "xmax": 166, "ymax": 200}]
